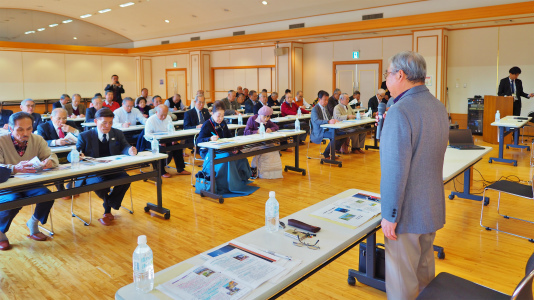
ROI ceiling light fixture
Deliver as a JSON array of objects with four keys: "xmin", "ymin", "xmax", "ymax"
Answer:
[
  {"xmin": 165, "ymin": 19, "xmax": 170, "ymax": 23},
  {"xmin": 37, "ymin": 28, "xmax": 45, "ymax": 32},
  {"xmin": 119, "ymin": 2, "xmax": 135, "ymax": 7},
  {"xmin": 49, "ymin": 23, "xmax": 59, "ymax": 27},
  {"xmin": 261, "ymin": 43, "xmax": 264, "ymax": 44},
  {"xmin": 25, "ymin": 31, "xmax": 35, "ymax": 34},
  {"xmin": 262, "ymin": 1, "xmax": 268, "ymax": 5},
  {"xmin": 80, "ymin": 14, "xmax": 92, "ymax": 18},
  {"xmin": 62, "ymin": 19, "xmax": 72, "ymax": 24},
  {"xmin": 73, "ymin": 37, "xmax": 77, "ymax": 39},
  {"xmin": 98, "ymin": 9, "xmax": 112, "ymax": 14},
  {"xmin": 298, "ymin": 39, "xmax": 302, "ymax": 41}
]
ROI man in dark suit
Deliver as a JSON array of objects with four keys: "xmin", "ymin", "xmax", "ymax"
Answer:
[
  {"xmin": 368, "ymin": 89, "xmax": 387, "ymax": 116},
  {"xmin": 253, "ymin": 92, "xmax": 269, "ymax": 115},
  {"xmin": 0, "ymin": 107, "xmax": 14, "ymax": 129},
  {"xmin": 267, "ymin": 92, "xmax": 280, "ymax": 107},
  {"xmin": 184, "ymin": 95, "xmax": 210, "ymax": 129},
  {"xmin": 72, "ymin": 108, "xmax": 137, "ymax": 226},
  {"xmin": 498, "ymin": 66, "xmax": 534, "ymax": 116},
  {"xmin": 380, "ymin": 51, "xmax": 449, "ymax": 299},
  {"xmin": 326, "ymin": 88, "xmax": 341, "ymax": 116},
  {"xmin": 85, "ymin": 96, "xmax": 103, "ymax": 123},
  {"xmin": 244, "ymin": 90, "xmax": 258, "ymax": 114},
  {"xmin": 310, "ymin": 90, "xmax": 345, "ymax": 159},
  {"xmin": 37, "ymin": 108, "xmax": 79, "ymax": 147},
  {"xmin": 52, "ymin": 94, "xmax": 70, "ymax": 110},
  {"xmin": 104, "ymin": 74, "xmax": 125, "ymax": 106},
  {"xmin": 20, "ymin": 99, "xmax": 43, "ymax": 131}
]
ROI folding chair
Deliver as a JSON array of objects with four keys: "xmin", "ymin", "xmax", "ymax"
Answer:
[
  {"xmin": 480, "ymin": 176, "xmax": 534, "ymax": 242},
  {"xmin": 190, "ymin": 133, "xmax": 205, "ymax": 186},
  {"xmin": 417, "ymin": 251, "xmax": 534, "ymax": 299},
  {"xmin": 306, "ymin": 119, "xmax": 339, "ymax": 160}
]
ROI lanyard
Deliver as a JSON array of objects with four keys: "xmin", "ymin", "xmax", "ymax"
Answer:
[{"xmin": 209, "ymin": 119, "xmax": 220, "ymax": 138}]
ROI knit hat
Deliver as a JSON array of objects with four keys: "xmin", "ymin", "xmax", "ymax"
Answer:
[{"xmin": 258, "ymin": 106, "xmax": 273, "ymax": 116}]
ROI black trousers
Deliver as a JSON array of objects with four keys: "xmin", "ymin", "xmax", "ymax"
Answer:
[
  {"xmin": 161, "ymin": 148, "xmax": 185, "ymax": 173},
  {"xmin": 85, "ymin": 172, "xmax": 130, "ymax": 210},
  {"xmin": 513, "ymin": 100, "xmax": 521, "ymax": 116}
]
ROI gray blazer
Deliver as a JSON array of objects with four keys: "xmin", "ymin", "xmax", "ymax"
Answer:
[
  {"xmin": 310, "ymin": 104, "xmax": 330, "ymax": 144},
  {"xmin": 379, "ymin": 85, "xmax": 449, "ymax": 234},
  {"xmin": 333, "ymin": 104, "xmax": 356, "ymax": 121},
  {"xmin": 221, "ymin": 97, "xmax": 240, "ymax": 116}
]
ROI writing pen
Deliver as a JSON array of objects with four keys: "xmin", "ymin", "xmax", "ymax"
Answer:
[
  {"xmin": 211, "ymin": 132, "xmax": 216, "ymax": 136},
  {"xmin": 262, "ymin": 249, "xmax": 292, "ymax": 261}
]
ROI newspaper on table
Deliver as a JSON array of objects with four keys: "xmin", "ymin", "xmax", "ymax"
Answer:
[
  {"xmin": 310, "ymin": 196, "xmax": 381, "ymax": 229},
  {"xmin": 157, "ymin": 248, "xmax": 285, "ymax": 300}
]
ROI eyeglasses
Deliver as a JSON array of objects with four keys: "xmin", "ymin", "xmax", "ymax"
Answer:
[
  {"xmin": 292, "ymin": 236, "xmax": 320, "ymax": 250},
  {"xmin": 383, "ymin": 70, "xmax": 397, "ymax": 79}
]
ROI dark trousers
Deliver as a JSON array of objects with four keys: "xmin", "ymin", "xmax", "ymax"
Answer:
[
  {"xmin": 513, "ymin": 100, "xmax": 521, "ymax": 116},
  {"xmin": 85, "ymin": 172, "xmax": 130, "ymax": 210},
  {"xmin": 161, "ymin": 149, "xmax": 185, "ymax": 173},
  {"xmin": 322, "ymin": 131, "xmax": 344, "ymax": 157},
  {"xmin": 0, "ymin": 187, "xmax": 53, "ymax": 233},
  {"xmin": 283, "ymin": 121, "xmax": 309, "ymax": 142}
]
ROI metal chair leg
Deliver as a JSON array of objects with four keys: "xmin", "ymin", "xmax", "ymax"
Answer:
[
  {"xmin": 120, "ymin": 188, "xmax": 134, "ymax": 214},
  {"xmin": 31, "ymin": 204, "xmax": 54, "ymax": 236},
  {"xmin": 71, "ymin": 193, "xmax": 92, "ymax": 226}
]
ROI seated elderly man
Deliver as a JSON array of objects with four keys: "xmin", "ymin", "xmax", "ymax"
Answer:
[
  {"xmin": 0, "ymin": 106, "xmax": 13, "ymax": 129},
  {"xmin": 73, "ymin": 108, "xmax": 137, "ymax": 226},
  {"xmin": 333, "ymin": 93, "xmax": 366, "ymax": 154},
  {"xmin": 0, "ymin": 112, "xmax": 59, "ymax": 250},
  {"xmin": 85, "ymin": 96, "xmax": 103, "ymax": 123},
  {"xmin": 69, "ymin": 94, "xmax": 86, "ymax": 118},
  {"xmin": 310, "ymin": 90, "xmax": 346, "ymax": 159},
  {"xmin": 221, "ymin": 90, "xmax": 241, "ymax": 116},
  {"xmin": 145, "ymin": 105, "xmax": 191, "ymax": 178},
  {"xmin": 149, "ymin": 95, "xmax": 177, "ymax": 121},
  {"xmin": 184, "ymin": 95, "xmax": 210, "ymax": 129},
  {"xmin": 165, "ymin": 94, "xmax": 187, "ymax": 112},
  {"xmin": 244, "ymin": 90, "xmax": 258, "ymax": 114},
  {"xmin": 52, "ymin": 94, "xmax": 70, "ymax": 110},
  {"xmin": 267, "ymin": 92, "xmax": 280, "ymax": 107},
  {"xmin": 253, "ymin": 92, "xmax": 269, "ymax": 115},
  {"xmin": 113, "ymin": 97, "xmax": 147, "ymax": 128},
  {"xmin": 368, "ymin": 89, "xmax": 387, "ymax": 116},
  {"xmin": 20, "ymin": 98, "xmax": 43, "ymax": 131},
  {"xmin": 37, "ymin": 108, "xmax": 79, "ymax": 147}
]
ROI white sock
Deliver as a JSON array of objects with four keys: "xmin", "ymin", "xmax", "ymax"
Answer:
[
  {"xmin": 26, "ymin": 216, "xmax": 40, "ymax": 235},
  {"xmin": 0, "ymin": 231, "xmax": 7, "ymax": 241}
]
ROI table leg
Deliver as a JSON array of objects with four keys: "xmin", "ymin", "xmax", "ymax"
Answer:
[
  {"xmin": 506, "ymin": 127, "xmax": 531, "ymax": 151},
  {"xmin": 321, "ymin": 129, "xmax": 342, "ymax": 167},
  {"xmin": 145, "ymin": 157, "xmax": 171, "ymax": 219},
  {"xmin": 365, "ymin": 126, "xmax": 380, "ymax": 150},
  {"xmin": 449, "ymin": 166, "xmax": 490, "ymax": 205},
  {"xmin": 348, "ymin": 232, "xmax": 386, "ymax": 291},
  {"xmin": 489, "ymin": 126, "xmax": 518, "ymax": 166},
  {"xmin": 200, "ymin": 148, "xmax": 224, "ymax": 203},
  {"xmin": 284, "ymin": 134, "xmax": 307, "ymax": 175}
]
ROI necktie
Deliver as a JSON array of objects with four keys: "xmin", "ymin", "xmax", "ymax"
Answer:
[
  {"xmin": 511, "ymin": 80, "xmax": 515, "ymax": 93},
  {"xmin": 103, "ymin": 134, "xmax": 108, "ymax": 143},
  {"xmin": 57, "ymin": 128, "xmax": 65, "ymax": 138},
  {"xmin": 321, "ymin": 106, "xmax": 328, "ymax": 120},
  {"xmin": 198, "ymin": 110, "xmax": 204, "ymax": 123}
]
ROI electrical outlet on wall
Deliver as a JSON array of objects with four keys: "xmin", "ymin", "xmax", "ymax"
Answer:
[{"xmin": 463, "ymin": 83, "xmax": 467, "ymax": 88}]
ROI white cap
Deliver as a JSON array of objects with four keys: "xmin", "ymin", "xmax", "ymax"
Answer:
[
  {"xmin": 269, "ymin": 191, "xmax": 275, "ymax": 197},
  {"xmin": 138, "ymin": 235, "xmax": 147, "ymax": 245}
]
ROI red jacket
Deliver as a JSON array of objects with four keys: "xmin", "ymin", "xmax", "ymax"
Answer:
[
  {"xmin": 281, "ymin": 101, "xmax": 309, "ymax": 117},
  {"xmin": 103, "ymin": 101, "xmax": 120, "ymax": 112}
]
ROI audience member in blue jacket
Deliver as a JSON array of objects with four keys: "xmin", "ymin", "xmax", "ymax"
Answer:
[{"xmin": 183, "ymin": 95, "xmax": 211, "ymax": 130}]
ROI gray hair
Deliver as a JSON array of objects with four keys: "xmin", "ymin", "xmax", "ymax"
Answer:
[
  {"xmin": 259, "ymin": 92, "xmax": 266, "ymax": 99},
  {"xmin": 123, "ymin": 97, "xmax": 134, "ymax": 104},
  {"xmin": 154, "ymin": 104, "xmax": 167, "ymax": 114},
  {"xmin": 340, "ymin": 93, "xmax": 350, "ymax": 101},
  {"xmin": 377, "ymin": 89, "xmax": 386, "ymax": 96},
  {"xmin": 60, "ymin": 94, "xmax": 70, "ymax": 100},
  {"xmin": 92, "ymin": 96, "xmax": 102, "ymax": 103},
  {"xmin": 296, "ymin": 90, "xmax": 303, "ymax": 97},
  {"xmin": 72, "ymin": 93, "xmax": 81, "ymax": 99},
  {"xmin": 8, "ymin": 112, "xmax": 34, "ymax": 128},
  {"xmin": 389, "ymin": 51, "xmax": 426, "ymax": 83},
  {"xmin": 228, "ymin": 90, "xmax": 235, "ymax": 95},
  {"xmin": 21, "ymin": 98, "xmax": 34, "ymax": 106},
  {"xmin": 51, "ymin": 108, "xmax": 67, "ymax": 117},
  {"xmin": 194, "ymin": 95, "xmax": 205, "ymax": 102},
  {"xmin": 271, "ymin": 92, "xmax": 278, "ymax": 96},
  {"xmin": 333, "ymin": 88, "xmax": 341, "ymax": 95}
]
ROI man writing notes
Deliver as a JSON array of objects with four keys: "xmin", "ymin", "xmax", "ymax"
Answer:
[
  {"xmin": 37, "ymin": 108, "xmax": 79, "ymax": 147},
  {"xmin": 380, "ymin": 51, "xmax": 448, "ymax": 300},
  {"xmin": 112, "ymin": 97, "xmax": 147, "ymax": 128},
  {"xmin": 310, "ymin": 90, "xmax": 345, "ymax": 159},
  {"xmin": 73, "ymin": 108, "xmax": 137, "ymax": 226},
  {"xmin": 0, "ymin": 112, "xmax": 59, "ymax": 250},
  {"xmin": 333, "ymin": 93, "xmax": 366, "ymax": 154},
  {"xmin": 86, "ymin": 96, "xmax": 103, "ymax": 123},
  {"xmin": 498, "ymin": 66, "xmax": 534, "ymax": 116},
  {"xmin": 221, "ymin": 90, "xmax": 241, "ymax": 116}
]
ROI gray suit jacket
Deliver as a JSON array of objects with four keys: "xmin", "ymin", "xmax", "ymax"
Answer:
[
  {"xmin": 221, "ymin": 97, "xmax": 240, "ymax": 116},
  {"xmin": 310, "ymin": 104, "xmax": 330, "ymax": 144},
  {"xmin": 379, "ymin": 85, "xmax": 449, "ymax": 234}
]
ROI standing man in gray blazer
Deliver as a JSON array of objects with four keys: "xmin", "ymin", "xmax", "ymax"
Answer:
[{"xmin": 380, "ymin": 51, "xmax": 449, "ymax": 300}]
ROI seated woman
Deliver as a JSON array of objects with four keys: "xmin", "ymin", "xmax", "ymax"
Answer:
[
  {"xmin": 244, "ymin": 106, "xmax": 283, "ymax": 179},
  {"xmin": 196, "ymin": 101, "xmax": 258, "ymax": 197},
  {"xmin": 135, "ymin": 97, "xmax": 150, "ymax": 118}
]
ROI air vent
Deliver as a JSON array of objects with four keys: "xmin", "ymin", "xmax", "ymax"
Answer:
[
  {"xmin": 190, "ymin": 36, "xmax": 200, "ymax": 41},
  {"xmin": 233, "ymin": 31, "xmax": 245, "ymax": 36},
  {"xmin": 161, "ymin": 40, "xmax": 170, "ymax": 45},
  {"xmin": 362, "ymin": 13, "xmax": 383, "ymax": 20},
  {"xmin": 289, "ymin": 23, "xmax": 305, "ymax": 29}
]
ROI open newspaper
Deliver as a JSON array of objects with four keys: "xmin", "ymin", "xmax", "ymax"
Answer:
[
  {"xmin": 310, "ymin": 195, "xmax": 381, "ymax": 229},
  {"xmin": 157, "ymin": 248, "xmax": 285, "ymax": 300}
]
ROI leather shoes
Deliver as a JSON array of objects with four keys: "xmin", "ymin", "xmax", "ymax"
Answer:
[
  {"xmin": 177, "ymin": 170, "xmax": 191, "ymax": 175},
  {"xmin": 299, "ymin": 141, "xmax": 306, "ymax": 145},
  {"xmin": 0, "ymin": 240, "xmax": 11, "ymax": 251},
  {"xmin": 357, "ymin": 149, "xmax": 365, "ymax": 154},
  {"xmin": 162, "ymin": 173, "xmax": 172, "ymax": 178},
  {"xmin": 103, "ymin": 213, "xmax": 114, "ymax": 221},
  {"xmin": 61, "ymin": 196, "xmax": 71, "ymax": 200},
  {"xmin": 98, "ymin": 216, "xmax": 112, "ymax": 226},
  {"xmin": 183, "ymin": 153, "xmax": 190, "ymax": 157},
  {"xmin": 27, "ymin": 232, "xmax": 47, "ymax": 241},
  {"xmin": 283, "ymin": 148, "xmax": 293, "ymax": 153}
]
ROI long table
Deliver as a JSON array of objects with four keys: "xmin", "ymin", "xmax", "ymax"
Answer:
[
  {"xmin": 0, "ymin": 152, "xmax": 170, "ymax": 219},
  {"xmin": 81, "ymin": 120, "xmax": 184, "ymax": 131},
  {"xmin": 197, "ymin": 130, "xmax": 307, "ymax": 203},
  {"xmin": 224, "ymin": 113, "xmax": 254, "ymax": 124},
  {"xmin": 320, "ymin": 118, "xmax": 376, "ymax": 167},
  {"xmin": 115, "ymin": 189, "xmax": 382, "ymax": 300},
  {"xmin": 348, "ymin": 145, "xmax": 493, "ymax": 291},
  {"xmin": 489, "ymin": 116, "xmax": 532, "ymax": 166}
]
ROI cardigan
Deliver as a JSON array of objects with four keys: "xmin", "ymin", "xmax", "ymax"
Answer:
[
  {"xmin": 0, "ymin": 134, "xmax": 59, "ymax": 173},
  {"xmin": 244, "ymin": 115, "xmax": 279, "ymax": 135}
]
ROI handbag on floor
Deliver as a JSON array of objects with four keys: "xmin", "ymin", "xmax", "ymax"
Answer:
[{"xmin": 194, "ymin": 171, "xmax": 214, "ymax": 194}]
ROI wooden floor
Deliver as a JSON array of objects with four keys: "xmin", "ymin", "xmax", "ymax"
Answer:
[{"xmin": 2, "ymin": 134, "xmax": 534, "ymax": 299}]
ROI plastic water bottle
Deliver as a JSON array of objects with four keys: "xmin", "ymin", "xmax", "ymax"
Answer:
[
  {"xmin": 70, "ymin": 148, "xmax": 80, "ymax": 169},
  {"xmin": 356, "ymin": 110, "xmax": 361, "ymax": 120},
  {"xmin": 367, "ymin": 107, "xmax": 372, "ymax": 117},
  {"xmin": 133, "ymin": 235, "xmax": 154, "ymax": 293},
  {"xmin": 495, "ymin": 110, "xmax": 500, "ymax": 122},
  {"xmin": 297, "ymin": 107, "xmax": 302, "ymax": 117},
  {"xmin": 265, "ymin": 191, "xmax": 279, "ymax": 233},
  {"xmin": 238, "ymin": 114, "xmax": 243, "ymax": 125},
  {"xmin": 151, "ymin": 137, "xmax": 159, "ymax": 155},
  {"xmin": 259, "ymin": 123, "xmax": 266, "ymax": 137},
  {"xmin": 167, "ymin": 122, "xmax": 175, "ymax": 133},
  {"xmin": 295, "ymin": 118, "xmax": 300, "ymax": 131}
]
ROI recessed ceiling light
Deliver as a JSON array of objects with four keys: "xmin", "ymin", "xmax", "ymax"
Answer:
[
  {"xmin": 119, "ymin": 2, "xmax": 135, "ymax": 7},
  {"xmin": 229, "ymin": 46, "xmax": 233, "ymax": 47},
  {"xmin": 224, "ymin": 8, "xmax": 230, "ymax": 12},
  {"xmin": 37, "ymin": 28, "xmax": 45, "ymax": 32},
  {"xmin": 98, "ymin": 9, "xmax": 111, "ymax": 14},
  {"xmin": 49, "ymin": 23, "xmax": 59, "ymax": 27},
  {"xmin": 25, "ymin": 31, "xmax": 35, "ymax": 34},
  {"xmin": 261, "ymin": 43, "xmax": 264, "ymax": 44},
  {"xmin": 73, "ymin": 37, "xmax": 77, "ymax": 39},
  {"xmin": 192, "ymin": 15, "xmax": 197, "ymax": 18},
  {"xmin": 80, "ymin": 14, "xmax": 92, "ymax": 18},
  {"xmin": 165, "ymin": 19, "xmax": 170, "ymax": 23},
  {"xmin": 262, "ymin": 1, "xmax": 268, "ymax": 5},
  {"xmin": 62, "ymin": 19, "xmax": 72, "ymax": 24},
  {"xmin": 298, "ymin": 39, "xmax": 302, "ymax": 41}
]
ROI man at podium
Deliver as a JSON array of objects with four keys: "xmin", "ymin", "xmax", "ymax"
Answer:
[{"xmin": 498, "ymin": 66, "xmax": 534, "ymax": 116}]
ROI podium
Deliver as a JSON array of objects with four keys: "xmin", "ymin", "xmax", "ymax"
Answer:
[{"xmin": 482, "ymin": 95, "xmax": 513, "ymax": 144}]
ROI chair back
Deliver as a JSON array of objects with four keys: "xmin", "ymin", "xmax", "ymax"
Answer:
[
  {"xmin": 136, "ymin": 129, "xmax": 151, "ymax": 152},
  {"xmin": 511, "ymin": 252, "xmax": 534, "ymax": 300}
]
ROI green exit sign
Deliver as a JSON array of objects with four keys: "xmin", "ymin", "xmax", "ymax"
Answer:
[
  {"xmin": 353, "ymin": 51, "xmax": 360, "ymax": 59},
  {"xmin": 173, "ymin": 62, "xmax": 177, "ymax": 67}
]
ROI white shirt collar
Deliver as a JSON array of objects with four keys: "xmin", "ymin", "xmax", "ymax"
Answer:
[{"xmin": 96, "ymin": 128, "xmax": 108, "ymax": 142}]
